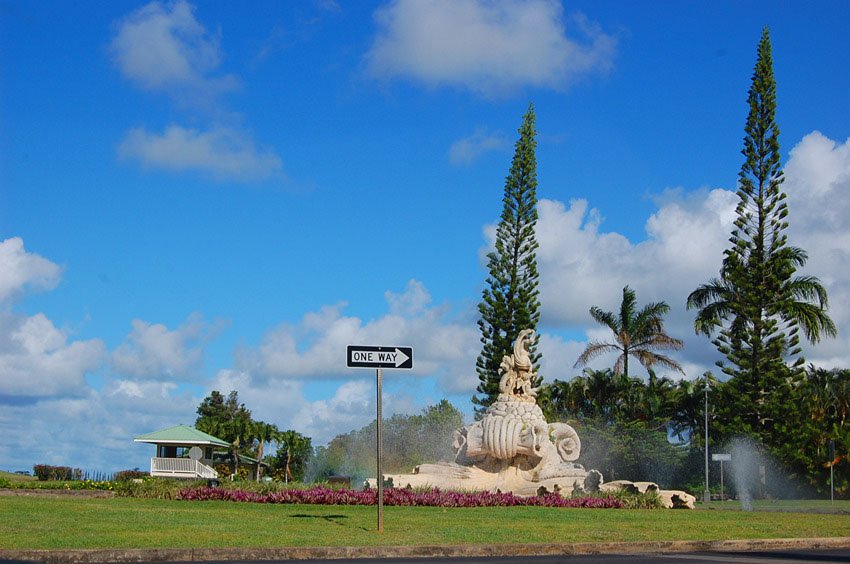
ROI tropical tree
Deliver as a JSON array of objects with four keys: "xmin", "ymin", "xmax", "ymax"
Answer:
[
  {"xmin": 196, "ymin": 390, "xmax": 292, "ymax": 477},
  {"xmin": 788, "ymin": 366, "xmax": 850, "ymax": 496},
  {"xmin": 195, "ymin": 390, "xmax": 255, "ymax": 474},
  {"xmin": 271, "ymin": 429, "xmax": 313, "ymax": 483},
  {"xmin": 251, "ymin": 421, "xmax": 279, "ymax": 482},
  {"xmin": 473, "ymin": 103, "xmax": 541, "ymax": 415},
  {"xmin": 575, "ymin": 286, "xmax": 684, "ymax": 380},
  {"xmin": 686, "ymin": 28, "xmax": 836, "ymax": 444}
]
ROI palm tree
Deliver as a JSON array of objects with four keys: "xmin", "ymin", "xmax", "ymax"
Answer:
[
  {"xmin": 275, "ymin": 430, "xmax": 311, "ymax": 483},
  {"xmin": 575, "ymin": 286, "xmax": 685, "ymax": 379},
  {"xmin": 252, "ymin": 422, "xmax": 279, "ymax": 482}
]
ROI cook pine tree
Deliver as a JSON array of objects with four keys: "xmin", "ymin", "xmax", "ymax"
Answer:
[
  {"xmin": 473, "ymin": 103, "xmax": 542, "ymax": 415},
  {"xmin": 687, "ymin": 28, "xmax": 836, "ymax": 446}
]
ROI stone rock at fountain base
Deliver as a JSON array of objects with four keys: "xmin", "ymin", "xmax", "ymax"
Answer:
[{"xmin": 600, "ymin": 480, "xmax": 696, "ymax": 509}]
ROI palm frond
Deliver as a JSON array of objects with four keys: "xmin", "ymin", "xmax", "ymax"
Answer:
[{"xmin": 574, "ymin": 341, "xmax": 622, "ymax": 368}]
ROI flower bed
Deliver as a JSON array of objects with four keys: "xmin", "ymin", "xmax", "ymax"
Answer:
[{"xmin": 176, "ymin": 485, "xmax": 625, "ymax": 508}]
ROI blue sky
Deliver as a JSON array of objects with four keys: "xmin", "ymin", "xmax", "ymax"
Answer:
[{"xmin": 2, "ymin": 0, "xmax": 849, "ymax": 473}]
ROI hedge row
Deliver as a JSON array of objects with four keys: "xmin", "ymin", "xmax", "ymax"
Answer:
[{"xmin": 32, "ymin": 465, "xmax": 83, "ymax": 481}]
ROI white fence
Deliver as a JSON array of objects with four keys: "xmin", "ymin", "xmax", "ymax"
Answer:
[{"xmin": 150, "ymin": 457, "xmax": 217, "ymax": 479}]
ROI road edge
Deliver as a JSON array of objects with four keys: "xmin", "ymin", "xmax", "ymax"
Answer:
[{"xmin": 4, "ymin": 537, "xmax": 850, "ymax": 562}]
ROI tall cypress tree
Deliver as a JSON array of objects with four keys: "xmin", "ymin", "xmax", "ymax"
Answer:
[
  {"xmin": 687, "ymin": 29, "xmax": 836, "ymax": 445},
  {"xmin": 473, "ymin": 103, "xmax": 541, "ymax": 415}
]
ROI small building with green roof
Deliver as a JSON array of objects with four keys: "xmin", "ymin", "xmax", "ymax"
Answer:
[{"xmin": 134, "ymin": 425, "xmax": 229, "ymax": 480}]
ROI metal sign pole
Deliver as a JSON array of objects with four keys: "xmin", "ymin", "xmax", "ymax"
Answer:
[
  {"xmin": 720, "ymin": 460, "xmax": 724, "ymax": 501},
  {"xmin": 376, "ymin": 367, "xmax": 383, "ymax": 533}
]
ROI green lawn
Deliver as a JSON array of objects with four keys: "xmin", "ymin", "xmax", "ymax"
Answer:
[
  {"xmin": 2, "ymin": 496, "xmax": 850, "ymax": 550},
  {"xmin": 702, "ymin": 499, "xmax": 850, "ymax": 512}
]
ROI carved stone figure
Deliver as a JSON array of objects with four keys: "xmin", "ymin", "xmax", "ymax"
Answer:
[{"xmin": 497, "ymin": 328, "xmax": 539, "ymax": 399}]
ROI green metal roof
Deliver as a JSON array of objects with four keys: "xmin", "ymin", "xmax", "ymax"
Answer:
[{"xmin": 134, "ymin": 425, "xmax": 231, "ymax": 447}]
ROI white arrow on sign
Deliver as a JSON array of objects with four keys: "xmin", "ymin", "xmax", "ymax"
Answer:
[{"xmin": 388, "ymin": 348, "xmax": 410, "ymax": 367}]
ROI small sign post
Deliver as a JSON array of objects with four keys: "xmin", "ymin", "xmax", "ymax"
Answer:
[
  {"xmin": 347, "ymin": 345, "xmax": 413, "ymax": 532},
  {"xmin": 829, "ymin": 439, "xmax": 835, "ymax": 503},
  {"xmin": 712, "ymin": 453, "xmax": 731, "ymax": 501}
]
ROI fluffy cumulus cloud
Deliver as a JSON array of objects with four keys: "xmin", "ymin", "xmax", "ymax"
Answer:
[
  {"xmin": 234, "ymin": 280, "xmax": 478, "ymax": 389},
  {"xmin": 111, "ymin": 2, "xmax": 283, "ymax": 183},
  {"xmin": 783, "ymin": 133, "xmax": 850, "ymax": 367},
  {"xmin": 118, "ymin": 125, "xmax": 283, "ymax": 182},
  {"xmin": 0, "ymin": 237, "xmax": 62, "ymax": 303},
  {"xmin": 290, "ymin": 380, "xmax": 386, "ymax": 447},
  {"xmin": 110, "ymin": 0, "xmax": 237, "ymax": 106},
  {"xmin": 111, "ymin": 314, "xmax": 224, "ymax": 380},
  {"xmin": 0, "ymin": 239, "xmax": 105, "ymax": 403},
  {"xmin": 365, "ymin": 0, "xmax": 616, "ymax": 96},
  {"xmin": 449, "ymin": 128, "xmax": 509, "ymax": 166},
  {"xmin": 0, "ymin": 312, "xmax": 105, "ymax": 402}
]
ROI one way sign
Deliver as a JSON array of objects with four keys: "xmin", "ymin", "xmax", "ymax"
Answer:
[{"xmin": 347, "ymin": 345, "xmax": 413, "ymax": 369}]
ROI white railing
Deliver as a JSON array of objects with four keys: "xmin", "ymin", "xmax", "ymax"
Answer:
[{"xmin": 150, "ymin": 457, "xmax": 217, "ymax": 479}]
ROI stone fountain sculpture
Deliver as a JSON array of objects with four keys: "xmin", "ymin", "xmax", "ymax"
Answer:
[
  {"xmin": 377, "ymin": 329, "xmax": 696, "ymax": 507},
  {"xmin": 381, "ymin": 329, "xmax": 594, "ymax": 496}
]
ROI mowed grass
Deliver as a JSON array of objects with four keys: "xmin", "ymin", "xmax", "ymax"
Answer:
[{"xmin": 2, "ymin": 496, "xmax": 850, "ymax": 550}]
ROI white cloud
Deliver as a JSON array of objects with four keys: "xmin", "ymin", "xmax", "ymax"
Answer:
[
  {"xmin": 385, "ymin": 279, "xmax": 432, "ymax": 316},
  {"xmin": 118, "ymin": 125, "xmax": 283, "ymax": 182},
  {"xmin": 110, "ymin": 0, "xmax": 237, "ymax": 106},
  {"xmin": 111, "ymin": 2, "xmax": 283, "ymax": 183},
  {"xmin": 537, "ymin": 332, "xmax": 585, "ymax": 382},
  {"xmin": 449, "ymin": 129, "xmax": 509, "ymax": 166},
  {"xmin": 0, "ymin": 312, "xmax": 105, "ymax": 401},
  {"xmin": 234, "ymin": 280, "xmax": 478, "ymax": 385},
  {"xmin": 291, "ymin": 380, "xmax": 373, "ymax": 445},
  {"xmin": 112, "ymin": 314, "xmax": 223, "ymax": 380},
  {"xmin": 365, "ymin": 0, "xmax": 616, "ymax": 96},
  {"xmin": 531, "ymin": 190, "xmax": 755, "ymax": 380},
  {"xmin": 0, "ymin": 238, "xmax": 62, "ymax": 304},
  {"xmin": 783, "ymin": 133, "xmax": 850, "ymax": 368}
]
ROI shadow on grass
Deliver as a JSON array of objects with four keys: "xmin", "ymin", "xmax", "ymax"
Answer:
[{"xmin": 290, "ymin": 513, "xmax": 368, "ymax": 531}]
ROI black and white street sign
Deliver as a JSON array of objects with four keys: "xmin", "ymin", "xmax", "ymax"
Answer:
[{"xmin": 347, "ymin": 345, "xmax": 413, "ymax": 369}]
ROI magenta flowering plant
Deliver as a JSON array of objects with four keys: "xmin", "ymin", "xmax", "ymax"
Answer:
[{"xmin": 176, "ymin": 485, "xmax": 625, "ymax": 509}]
